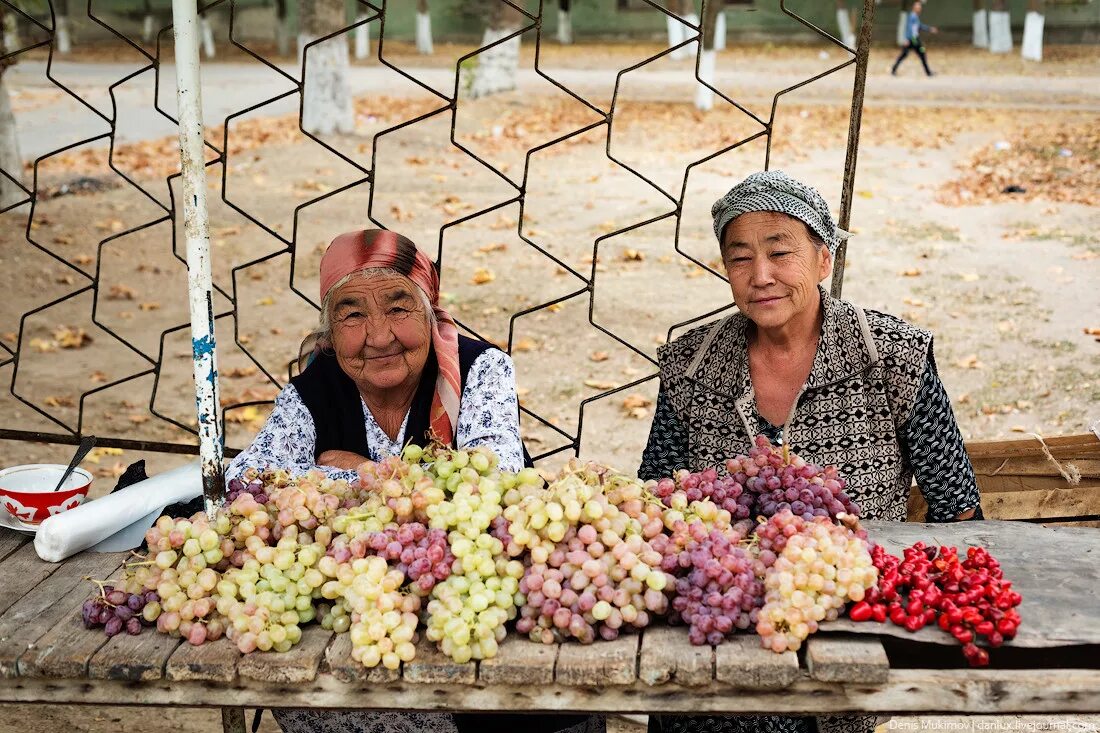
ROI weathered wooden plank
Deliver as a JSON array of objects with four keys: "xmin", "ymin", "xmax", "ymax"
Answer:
[
  {"xmin": 6, "ymin": 667, "xmax": 1100, "ymax": 714},
  {"xmin": 477, "ymin": 636, "xmax": 556, "ymax": 686},
  {"xmin": 402, "ymin": 635, "xmax": 475, "ymax": 685},
  {"xmin": 237, "ymin": 623, "xmax": 332, "ymax": 684},
  {"xmin": 323, "ymin": 630, "xmax": 399, "ymax": 683},
  {"xmin": 0, "ymin": 530, "xmax": 27, "ymax": 563},
  {"xmin": 638, "ymin": 626, "xmax": 712, "ymax": 687},
  {"xmin": 166, "ymin": 636, "xmax": 241, "ymax": 682},
  {"xmin": 806, "ymin": 635, "xmax": 889, "ymax": 684},
  {"xmin": 983, "ymin": 487, "xmax": 1100, "ymax": 520},
  {"xmin": 88, "ymin": 624, "xmax": 183, "ymax": 681},
  {"xmin": 0, "ymin": 542, "xmax": 66, "ymax": 618},
  {"xmin": 0, "ymin": 551, "xmax": 126, "ymax": 677},
  {"xmin": 972, "ymin": 458, "xmax": 1100, "ymax": 480},
  {"xmin": 966, "ymin": 434, "xmax": 1100, "ymax": 461},
  {"xmin": 714, "ymin": 635, "xmax": 799, "ymax": 689},
  {"xmin": 555, "ymin": 633, "xmax": 638, "ymax": 686},
  {"xmin": 16, "ymin": 560, "xmax": 130, "ymax": 677}
]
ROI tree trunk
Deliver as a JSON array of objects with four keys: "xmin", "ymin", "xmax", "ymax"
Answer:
[
  {"xmin": 556, "ymin": 0, "xmax": 572, "ymax": 45},
  {"xmin": 972, "ymin": 0, "xmax": 989, "ymax": 48},
  {"xmin": 2, "ymin": 11, "xmax": 18, "ymax": 53},
  {"xmin": 694, "ymin": 1, "xmax": 720, "ymax": 111},
  {"xmin": 353, "ymin": 13, "xmax": 369, "ymax": 59},
  {"xmin": 1021, "ymin": 0, "xmax": 1043, "ymax": 61},
  {"xmin": 200, "ymin": 14, "xmax": 215, "ymax": 57},
  {"xmin": 989, "ymin": 0, "xmax": 1012, "ymax": 53},
  {"xmin": 713, "ymin": 10, "xmax": 725, "ymax": 51},
  {"xmin": 895, "ymin": 9, "xmax": 908, "ymax": 47},
  {"xmin": 0, "ymin": 73, "xmax": 25, "ymax": 210},
  {"xmin": 299, "ymin": 0, "xmax": 353, "ymax": 134},
  {"xmin": 835, "ymin": 1, "xmax": 855, "ymax": 49},
  {"xmin": 55, "ymin": 0, "xmax": 72, "ymax": 55},
  {"xmin": 666, "ymin": 0, "xmax": 687, "ymax": 60},
  {"xmin": 274, "ymin": 0, "xmax": 289, "ymax": 56},
  {"xmin": 416, "ymin": 0, "xmax": 433, "ymax": 54},
  {"xmin": 468, "ymin": 3, "xmax": 522, "ymax": 99}
]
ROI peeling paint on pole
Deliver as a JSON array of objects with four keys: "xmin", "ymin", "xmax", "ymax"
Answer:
[{"xmin": 172, "ymin": 0, "xmax": 224, "ymax": 514}]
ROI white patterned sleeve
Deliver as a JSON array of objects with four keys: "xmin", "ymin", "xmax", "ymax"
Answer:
[
  {"xmin": 456, "ymin": 349, "xmax": 525, "ymax": 473},
  {"xmin": 225, "ymin": 384, "xmax": 360, "ymax": 485}
]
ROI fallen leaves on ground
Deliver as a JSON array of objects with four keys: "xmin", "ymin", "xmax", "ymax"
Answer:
[
  {"xmin": 621, "ymin": 393, "xmax": 653, "ymax": 419},
  {"xmin": 84, "ymin": 447, "xmax": 123, "ymax": 464},
  {"xmin": 471, "ymin": 268, "xmax": 495, "ymax": 285}
]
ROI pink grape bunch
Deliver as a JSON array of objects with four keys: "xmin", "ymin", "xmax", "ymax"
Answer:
[
  {"xmin": 727, "ymin": 436, "xmax": 860, "ymax": 522},
  {"xmin": 651, "ymin": 467, "xmax": 755, "ymax": 521},
  {"xmin": 329, "ymin": 522, "xmax": 454, "ymax": 595},
  {"xmin": 516, "ymin": 525, "xmax": 668, "ymax": 645},
  {"xmin": 670, "ymin": 524, "xmax": 764, "ymax": 646},
  {"xmin": 82, "ymin": 584, "xmax": 161, "ymax": 638}
]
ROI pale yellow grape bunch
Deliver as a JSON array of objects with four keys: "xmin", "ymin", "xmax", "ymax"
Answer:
[
  {"xmin": 425, "ymin": 461, "xmax": 506, "ymax": 539},
  {"xmin": 356, "ymin": 448, "xmax": 447, "ymax": 524},
  {"xmin": 332, "ymin": 555, "xmax": 420, "ymax": 669},
  {"xmin": 756, "ymin": 513, "xmax": 878, "ymax": 653},
  {"xmin": 424, "ymin": 532, "xmax": 524, "ymax": 663}
]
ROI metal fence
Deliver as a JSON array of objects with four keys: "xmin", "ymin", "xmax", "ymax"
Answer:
[{"xmin": 0, "ymin": 0, "xmax": 872, "ymax": 472}]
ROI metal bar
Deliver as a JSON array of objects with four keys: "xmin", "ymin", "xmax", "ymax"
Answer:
[
  {"xmin": 170, "ymin": 0, "xmax": 224, "ymax": 514},
  {"xmin": 0, "ymin": 430, "xmax": 241, "ymax": 458},
  {"xmin": 831, "ymin": 0, "xmax": 876, "ymax": 300}
]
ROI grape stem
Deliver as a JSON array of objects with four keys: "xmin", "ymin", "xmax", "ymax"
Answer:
[{"xmin": 84, "ymin": 577, "xmax": 117, "ymax": 606}]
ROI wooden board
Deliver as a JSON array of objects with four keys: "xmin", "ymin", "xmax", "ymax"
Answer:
[
  {"xmin": 823, "ymin": 520, "xmax": 1100, "ymax": 648},
  {"xmin": 714, "ymin": 635, "xmax": 799, "ymax": 689},
  {"xmin": 88, "ymin": 625, "xmax": 183, "ymax": 681},
  {"xmin": 0, "ymin": 531, "xmax": 27, "ymax": 563},
  {"xmin": 805, "ymin": 635, "xmax": 889, "ymax": 684},
  {"xmin": 638, "ymin": 626, "xmax": 713, "ymax": 687},
  {"xmin": 323, "ymin": 630, "xmax": 400, "ymax": 683},
  {"xmin": 0, "ymin": 542, "xmax": 66, "ymax": 618},
  {"xmin": 555, "ymin": 633, "xmax": 638, "ymax": 686},
  {"xmin": 477, "ymin": 636, "xmax": 556, "ymax": 686},
  {"xmin": 0, "ymin": 551, "xmax": 126, "ymax": 678},
  {"xmin": 166, "ymin": 636, "xmax": 241, "ymax": 683},
  {"xmin": 402, "ymin": 636, "xmax": 475, "ymax": 685},
  {"xmin": 237, "ymin": 624, "xmax": 332, "ymax": 684}
]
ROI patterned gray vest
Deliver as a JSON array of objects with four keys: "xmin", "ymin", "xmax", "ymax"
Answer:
[{"xmin": 658, "ymin": 289, "xmax": 932, "ymax": 522}]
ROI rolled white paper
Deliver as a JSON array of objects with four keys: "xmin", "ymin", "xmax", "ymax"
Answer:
[{"xmin": 34, "ymin": 461, "xmax": 202, "ymax": 562}]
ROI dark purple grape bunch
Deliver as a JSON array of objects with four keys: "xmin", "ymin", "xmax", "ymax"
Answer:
[
  {"xmin": 670, "ymin": 528, "xmax": 764, "ymax": 646},
  {"xmin": 226, "ymin": 477, "xmax": 268, "ymax": 506},
  {"xmin": 82, "ymin": 585, "xmax": 160, "ymax": 638},
  {"xmin": 652, "ymin": 468, "xmax": 755, "ymax": 521},
  {"xmin": 725, "ymin": 435, "xmax": 860, "ymax": 522}
]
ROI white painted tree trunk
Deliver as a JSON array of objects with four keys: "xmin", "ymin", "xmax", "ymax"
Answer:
[
  {"xmin": 2, "ymin": 13, "xmax": 18, "ymax": 52},
  {"xmin": 200, "ymin": 16, "xmax": 215, "ymax": 58},
  {"xmin": 836, "ymin": 7, "xmax": 855, "ymax": 48},
  {"xmin": 300, "ymin": 34, "xmax": 354, "ymax": 134},
  {"xmin": 56, "ymin": 16, "xmax": 72, "ymax": 54},
  {"xmin": 0, "ymin": 76, "xmax": 25, "ymax": 210},
  {"xmin": 972, "ymin": 9, "xmax": 989, "ymax": 47},
  {"xmin": 666, "ymin": 13, "xmax": 684, "ymax": 59},
  {"xmin": 681, "ymin": 13, "xmax": 699, "ymax": 58},
  {"xmin": 275, "ymin": 11, "xmax": 290, "ymax": 56},
  {"xmin": 1021, "ymin": 11, "xmax": 1044, "ymax": 61},
  {"xmin": 896, "ymin": 11, "xmax": 907, "ymax": 47},
  {"xmin": 556, "ymin": 8, "xmax": 572, "ymax": 45},
  {"xmin": 469, "ymin": 26, "xmax": 521, "ymax": 99},
  {"xmin": 989, "ymin": 10, "xmax": 1012, "ymax": 52},
  {"xmin": 416, "ymin": 11, "xmax": 433, "ymax": 54},
  {"xmin": 142, "ymin": 14, "xmax": 155, "ymax": 42},
  {"xmin": 694, "ymin": 48, "xmax": 716, "ymax": 111},
  {"xmin": 714, "ymin": 11, "xmax": 726, "ymax": 51},
  {"xmin": 354, "ymin": 14, "xmax": 369, "ymax": 59}
]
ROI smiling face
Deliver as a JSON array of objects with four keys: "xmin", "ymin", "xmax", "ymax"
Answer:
[
  {"xmin": 720, "ymin": 211, "xmax": 832, "ymax": 331},
  {"xmin": 328, "ymin": 273, "xmax": 432, "ymax": 396}
]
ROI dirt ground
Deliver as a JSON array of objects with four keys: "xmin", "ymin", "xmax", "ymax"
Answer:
[{"xmin": 0, "ymin": 38, "xmax": 1098, "ymax": 733}]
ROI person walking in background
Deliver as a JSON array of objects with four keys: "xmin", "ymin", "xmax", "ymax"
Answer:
[{"xmin": 892, "ymin": 0, "xmax": 938, "ymax": 77}]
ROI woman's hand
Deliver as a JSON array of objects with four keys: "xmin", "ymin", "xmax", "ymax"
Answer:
[{"xmin": 317, "ymin": 450, "xmax": 368, "ymax": 470}]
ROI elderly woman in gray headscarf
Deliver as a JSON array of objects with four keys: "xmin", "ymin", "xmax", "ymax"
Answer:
[{"xmin": 640, "ymin": 170, "xmax": 983, "ymax": 733}]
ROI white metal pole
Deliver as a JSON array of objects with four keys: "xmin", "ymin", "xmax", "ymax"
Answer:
[{"xmin": 171, "ymin": 0, "xmax": 224, "ymax": 514}]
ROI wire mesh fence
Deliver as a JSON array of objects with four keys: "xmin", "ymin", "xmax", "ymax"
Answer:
[{"xmin": 0, "ymin": 0, "xmax": 870, "ymax": 473}]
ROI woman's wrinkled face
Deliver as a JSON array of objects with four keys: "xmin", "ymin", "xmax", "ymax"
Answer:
[
  {"xmin": 721, "ymin": 211, "xmax": 832, "ymax": 331},
  {"xmin": 329, "ymin": 274, "xmax": 432, "ymax": 394}
]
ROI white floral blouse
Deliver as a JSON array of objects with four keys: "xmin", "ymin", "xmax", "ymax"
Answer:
[{"xmin": 226, "ymin": 349, "xmax": 525, "ymax": 484}]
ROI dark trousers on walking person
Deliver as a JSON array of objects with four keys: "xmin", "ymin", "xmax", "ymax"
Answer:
[{"xmin": 892, "ymin": 40, "xmax": 933, "ymax": 76}]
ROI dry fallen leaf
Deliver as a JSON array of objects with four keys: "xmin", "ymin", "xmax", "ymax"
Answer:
[
  {"xmin": 128, "ymin": 414, "xmax": 150, "ymax": 424},
  {"xmin": 224, "ymin": 366, "xmax": 258, "ymax": 378},
  {"xmin": 96, "ymin": 460, "xmax": 128, "ymax": 479},
  {"xmin": 389, "ymin": 204, "xmax": 414, "ymax": 222},
  {"xmin": 621, "ymin": 393, "xmax": 653, "ymax": 419},
  {"xmin": 513, "ymin": 338, "xmax": 538, "ymax": 353},
  {"xmin": 107, "ymin": 284, "xmax": 137, "ymax": 300},
  {"xmin": 621, "ymin": 248, "xmax": 645, "ymax": 262},
  {"xmin": 960, "ymin": 273, "xmax": 981, "ymax": 282},
  {"xmin": 256, "ymin": 296, "xmax": 275, "ymax": 306},
  {"xmin": 44, "ymin": 395, "xmax": 75, "ymax": 407},
  {"xmin": 900, "ymin": 268, "xmax": 922, "ymax": 277},
  {"xmin": 471, "ymin": 268, "xmax": 495, "ymax": 285},
  {"xmin": 54, "ymin": 326, "xmax": 92, "ymax": 349},
  {"xmin": 478, "ymin": 242, "xmax": 508, "ymax": 255},
  {"xmin": 1084, "ymin": 327, "xmax": 1100, "ymax": 336},
  {"xmin": 589, "ymin": 351, "xmax": 609, "ymax": 363},
  {"xmin": 89, "ymin": 370, "xmax": 108, "ymax": 382},
  {"xmin": 139, "ymin": 302, "xmax": 161, "ymax": 311},
  {"xmin": 30, "ymin": 338, "xmax": 56, "ymax": 353},
  {"xmin": 955, "ymin": 354, "xmax": 983, "ymax": 370},
  {"xmin": 583, "ymin": 379, "xmax": 617, "ymax": 390}
]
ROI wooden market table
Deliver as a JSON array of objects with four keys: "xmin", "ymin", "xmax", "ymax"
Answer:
[{"xmin": 1, "ymin": 520, "xmax": 1099, "ymax": 729}]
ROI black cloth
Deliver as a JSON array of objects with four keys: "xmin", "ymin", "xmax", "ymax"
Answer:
[{"xmin": 892, "ymin": 40, "xmax": 932, "ymax": 76}]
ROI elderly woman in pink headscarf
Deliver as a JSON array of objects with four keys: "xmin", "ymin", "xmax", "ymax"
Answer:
[{"xmin": 227, "ymin": 229, "xmax": 601, "ymax": 733}]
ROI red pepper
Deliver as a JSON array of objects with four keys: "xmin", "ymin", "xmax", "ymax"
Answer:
[
  {"xmin": 848, "ymin": 601, "xmax": 873, "ymax": 622},
  {"xmin": 871, "ymin": 604, "xmax": 887, "ymax": 623}
]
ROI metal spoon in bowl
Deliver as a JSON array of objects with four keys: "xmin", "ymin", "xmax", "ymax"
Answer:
[{"xmin": 53, "ymin": 435, "xmax": 97, "ymax": 492}]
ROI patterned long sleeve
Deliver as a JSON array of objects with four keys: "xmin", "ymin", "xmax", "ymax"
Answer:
[
  {"xmin": 899, "ymin": 355, "xmax": 984, "ymax": 522},
  {"xmin": 639, "ymin": 383, "xmax": 691, "ymax": 481},
  {"xmin": 455, "ymin": 350, "xmax": 525, "ymax": 473}
]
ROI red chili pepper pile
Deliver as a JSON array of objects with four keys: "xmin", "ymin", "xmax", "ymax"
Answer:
[{"xmin": 848, "ymin": 541, "xmax": 1022, "ymax": 667}]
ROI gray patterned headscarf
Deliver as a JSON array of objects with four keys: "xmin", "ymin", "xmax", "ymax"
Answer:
[{"xmin": 711, "ymin": 170, "xmax": 849, "ymax": 255}]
